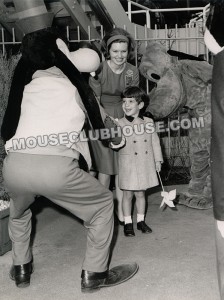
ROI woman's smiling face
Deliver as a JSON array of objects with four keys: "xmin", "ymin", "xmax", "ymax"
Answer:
[{"xmin": 109, "ymin": 42, "xmax": 128, "ymax": 67}]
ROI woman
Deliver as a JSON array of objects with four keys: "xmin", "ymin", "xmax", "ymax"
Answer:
[{"xmin": 89, "ymin": 27, "xmax": 139, "ymax": 223}]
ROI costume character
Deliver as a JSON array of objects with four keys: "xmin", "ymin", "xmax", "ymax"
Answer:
[
  {"xmin": 204, "ymin": 1, "xmax": 224, "ymax": 298},
  {"xmin": 139, "ymin": 40, "xmax": 213, "ymax": 210},
  {"xmin": 1, "ymin": 28, "xmax": 138, "ymax": 292}
]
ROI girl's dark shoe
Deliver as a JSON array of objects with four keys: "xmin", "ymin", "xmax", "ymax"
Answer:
[
  {"xmin": 137, "ymin": 221, "xmax": 152, "ymax": 234},
  {"xmin": 124, "ymin": 223, "xmax": 135, "ymax": 237}
]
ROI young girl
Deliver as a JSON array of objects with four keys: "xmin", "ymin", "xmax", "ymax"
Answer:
[{"xmin": 115, "ymin": 86, "xmax": 163, "ymax": 237}]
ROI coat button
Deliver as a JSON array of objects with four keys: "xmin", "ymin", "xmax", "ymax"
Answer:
[
  {"xmin": 135, "ymin": 152, "xmax": 138, "ymax": 155},
  {"xmin": 144, "ymin": 139, "xmax": 147, "ymax": 142},
  {"xmin": 145, "ymin": 151, "xmax": 148, "ymax": 154},
  {"xmin": 133, "ymin": 141, "xmax": 137, "ymax": 143}
]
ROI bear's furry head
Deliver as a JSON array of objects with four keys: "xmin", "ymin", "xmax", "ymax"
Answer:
[{"xmin": 139, "ymin": 41, "xmax": 175, "ymax": 83}]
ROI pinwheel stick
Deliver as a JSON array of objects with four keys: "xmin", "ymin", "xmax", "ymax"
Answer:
[{"xmin": 157, "ymin": 171, "xmax": 165, "ymax": 192}]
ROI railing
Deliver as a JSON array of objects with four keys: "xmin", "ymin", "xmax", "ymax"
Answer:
[
  {"xmin": 188, "ymin": 4, "xmax": 210, "ymax": 27},
  {"xmin": 0, "ymin": 24, "xmax": 208, "ymax": 59},
  {"xmin": 0, "ymin": 22, "xmax": 210, "ymax": 84},
  {"xmin": 126, "ymin": 0, "xmax": 209, "ymax": 29},
  {"xmin": 0, "ymin": 28, "xmax": 20, "ymax": 56}
]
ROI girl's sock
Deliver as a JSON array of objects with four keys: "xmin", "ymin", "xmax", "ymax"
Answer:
[
  {"xmin": 137, "ymin": 214, "xmax": 145, "ymax": 223},
  {"xmin": 124, "ymin": 216, "xmax": 132, "ymax": 224}
]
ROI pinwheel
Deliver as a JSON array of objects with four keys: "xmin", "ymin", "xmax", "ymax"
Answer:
[{"xmin": 157, "ymin": 171, "xmax": 176, "ymax": 209}]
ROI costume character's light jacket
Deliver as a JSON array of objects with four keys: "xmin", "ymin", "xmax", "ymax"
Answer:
[
  {"xmin": 5, "ymin": 67, "xmax": 91, "ymax": 168},
  {"xmin": 5, "ymin": 66, "xmax": 124, "ymax": 170}
]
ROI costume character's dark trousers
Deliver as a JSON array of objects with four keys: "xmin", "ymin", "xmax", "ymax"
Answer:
[
  {"xmin": 3, "ymin": 152, "xmax": 114, "ymax": 272},
  {"xmin": 211, "ymin": 49, "xmax": 224, "ymax": 300}
]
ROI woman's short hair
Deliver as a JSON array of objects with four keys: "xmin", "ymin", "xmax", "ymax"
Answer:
[{"xmin": 102, "ymin": 27, "xmax": 136, "ymax": 60}]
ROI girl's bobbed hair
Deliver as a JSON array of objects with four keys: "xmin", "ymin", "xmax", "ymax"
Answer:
[{"xmin": 122, "ymin": 86, "xmax": 150, "ymax": 114}]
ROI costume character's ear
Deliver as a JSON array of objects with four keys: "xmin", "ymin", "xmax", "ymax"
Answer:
[
  {"xmin": 1, "ymin": 57, "xmax": 31, "ymax": 142},
  {"xmin": 1, "ymin": 29, "xmax": 58, "ymax": 142},
  {"xmin": 49, "ymin": 37, "xmax": 105, "ymax": 131},
  {"xmin": 54, "ymin": 49, "xmax": 105, "ymax": 131}
]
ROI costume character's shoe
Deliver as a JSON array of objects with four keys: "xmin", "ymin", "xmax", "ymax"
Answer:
[
  {"xmin": 81, "ymin": 262, "xmax": 139, "ymax": 293},
  {"xmin": 124, "ymin": 223, "xmax": 135, "ymax": 237},
  {"xmin": 137, "ymin": 221, "xmax": 152, "ymax": 233},
  {"xmin": 9, "ymin": 261, "xmax": 33, "ymax": 288}
]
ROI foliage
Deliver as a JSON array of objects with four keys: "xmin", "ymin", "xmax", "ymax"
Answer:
[{"xmin": 0, "ymin": 52, "xmax": 20, "ymax": 200}]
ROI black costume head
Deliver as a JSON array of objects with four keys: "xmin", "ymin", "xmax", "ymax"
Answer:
[
  {"xmin": 1, "ymin": 28, "xmax": 105, "ymax": 142},
  {"xmin": 206, "ymin": 0, "xmax": 224, "ymax": 48}
]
